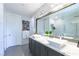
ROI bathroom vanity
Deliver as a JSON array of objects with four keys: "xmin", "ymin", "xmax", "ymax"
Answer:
[
  {"xmin": 31, "ymin": 4, "xmax": 79, "ymax": 56},
  {"xmin": 29, "ymin": 37, "xmax": 64, "ymax": 56},
  {"xmin": 29, "ymin": 34, "xmax": 79, "ymax": 56}
]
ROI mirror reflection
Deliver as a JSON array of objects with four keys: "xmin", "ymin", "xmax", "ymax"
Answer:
[{"xmin": 37, "ymin": 3, "xmax": 79, "ymax": 40}]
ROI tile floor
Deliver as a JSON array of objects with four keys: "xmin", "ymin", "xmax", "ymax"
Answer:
[{"xmin": 4, "ymin": 44, "xmax": 32, "ymax": 56}]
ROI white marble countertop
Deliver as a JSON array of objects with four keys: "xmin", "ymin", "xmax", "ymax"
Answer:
[{"xmin": 30, "ymin": 34, "xmax": 79, "ymax": 56}]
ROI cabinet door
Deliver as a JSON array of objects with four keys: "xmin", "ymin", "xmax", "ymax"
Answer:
[
  {"xmin": 29, "ymin": 38, "xmax": 32, "ymax": 52},
  {"xmin": 5, "ymin": 12, "xmax": 22, "ymax": 49},
  {"xmin": 35, "ymin": 41, "xmax": 41, "ymax": 56},
  {"xmin": 35, "ymin": 41, "xmax": 47, "ymax": 56},
  {"xmin": 40, "ymin": 44, "xmax": 48, "ymax": 56},
  {"xmin": 47, "ymin": 48, "xmax": 64, "ymax": 56},
  {"xmin": 31, "ymin": 39, "xmax": 36, "ymax": 56}
]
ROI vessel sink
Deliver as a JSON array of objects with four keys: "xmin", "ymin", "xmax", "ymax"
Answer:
[{"xmin": 47, "ymin": 38, "xmax": 66, "ymax": 49}]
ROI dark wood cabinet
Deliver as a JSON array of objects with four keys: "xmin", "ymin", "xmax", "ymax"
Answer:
[
  {"xmin": 47, "ymin": 48, "xmax": 64, "ymax": 56},
  {"xmin": 30, "ymin": 38, "xmax": 36, "ymax": 56},
  {"xmin": 40, "ymin": 44, "xmax": 48, "ymax": 56},
  {"xmin": 36, "ymin": 42, "xmax": 48, "ymax": 56},
  {"xmin": 35, "ymin": 41, "xmax": 41, "ymax": 56},
  {"xmin": 29, "ymin": 38, "xmax": 64, "ymax": 56},
  {"xmin": 29, "ymin": 38, "xmax": 36, "ymax": 55},
  {"xmin": 29, "ymin": 38, "xmax": 31, "ymax": 51}
]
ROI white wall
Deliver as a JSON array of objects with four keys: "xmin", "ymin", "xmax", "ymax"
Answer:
[
  {"xmin": 0, "ymin": 3, "xmax": 4, "ymax": 56},
  {"xmin": 4, "ymin": 10, "xmax": 22, "ymax": 49},
  {"xmin": 4, "ymin": 10, "xmax": 33, "ymax": 48},
  {"xmin": 30, "ymin": 17, "xmax": 36, "ymax": 35}
]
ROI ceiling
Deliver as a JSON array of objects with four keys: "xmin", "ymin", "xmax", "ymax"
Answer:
[
  {"xmin": 34, "ymin": 3, "xmax": 73, "ymax": 18},
  {"xmin": 4, "ymin": 3, "xmax": 44, "ymax": 17},
  {"xmin": 4, "ymin": 3, "xmax": 73, "ymax": 18}
]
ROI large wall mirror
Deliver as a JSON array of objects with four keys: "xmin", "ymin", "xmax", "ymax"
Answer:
[{"xmin": 36, "ymin": 3, "xmax": 79, "ymax": 40}]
